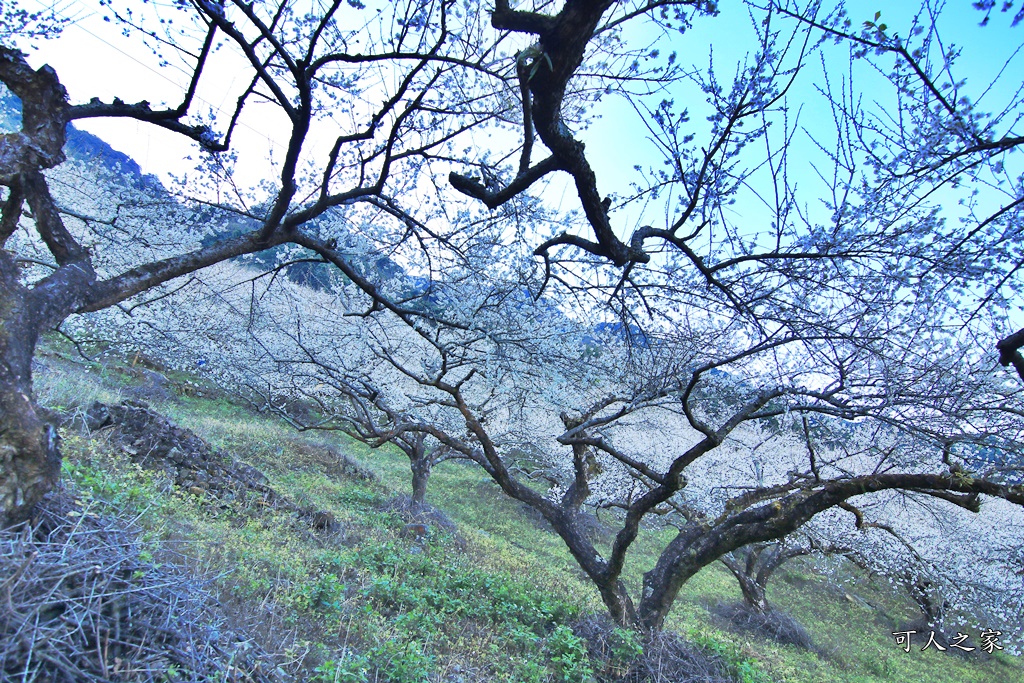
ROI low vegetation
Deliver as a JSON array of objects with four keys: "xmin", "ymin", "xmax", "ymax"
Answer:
[{"xmin": 4, "ymin": 337, "xmax": 1020, "ymax": 682}]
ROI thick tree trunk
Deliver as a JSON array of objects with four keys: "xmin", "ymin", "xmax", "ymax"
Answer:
[
  {"xmin": 594, "ymin": 577, "xmax": 639, "ymax": 629},
  {"xmin": 638, "ymin": 557, "xmax": 697, "ymax": 632},
  {"xmin": 734, "ymin": 572, "xmax": 770, "ymax": 614},
  {"xmin": 547, "ymin": 506, "xmax": 640, "ymax": 629},
  {"xmin": 0, "ymin": 254, "xmax": 59, "ymax": 527},
  {"xmin": 410, "ymin": 455, "xmax": 431, "ymax": 506},
  {"xmin": 720, "ymin": 543, "xmax": 798, "ymax": 615},
  {"xmin": 0, "ymin": 385, "xmax": 59, "ymax": 527}
]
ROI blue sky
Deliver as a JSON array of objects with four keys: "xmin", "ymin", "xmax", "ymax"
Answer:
[{"xmin": 10, "ymin": 0, "xmax": 1023, "ymax": 243}]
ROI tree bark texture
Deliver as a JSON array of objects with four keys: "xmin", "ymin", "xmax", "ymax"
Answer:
[
  {"xmin": 410, "ymin": 454, "xmax": 431, "ymax": 506},
  {"xmin": 734, "ymin": 572, "xmax": 769, "ymax": 614},
  {"xmin": 721, "ymin": 545, "xmax": 781, "ymax": 615},
  {"xmin": 0, "ymin": 253, "xmax": 60, "ymax": 525}
]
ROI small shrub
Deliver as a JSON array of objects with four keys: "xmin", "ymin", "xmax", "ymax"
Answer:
[
  {"xmin": 684, "ymin": 630, "xmax": 769, "ymax": 683},
  {"xmin": 609, "ymin": 628, "xmax": 644, "ymax": 668},
  {"xmin": 547, "ymin": 624, "xmax": 596, "ymax": 683},
  {"xmin": 313, "ymin": 653, "xmax": 371, "ymax": 683},
  {"xmin": 371, "ymin": 639, "xmax": 434, "ymax": 683},
  {"xmin": 573, "ymin": 613, "xmax": 643, "ymax": 678}
]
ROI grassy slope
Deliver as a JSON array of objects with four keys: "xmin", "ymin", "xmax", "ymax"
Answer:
[{"xmin": 34, "ymin": 339, "xmax": 1024, "ymax": 683}]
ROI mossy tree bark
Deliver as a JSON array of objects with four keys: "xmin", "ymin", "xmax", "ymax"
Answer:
[
  {"xmin": 0, "ymin": 171, "xmax": 97, "ymax": 525},
  {"xmin": 0, "ymin": 51, "xmax": 90, "ymax": 524},
  {"xmin": 723, "ymin": 554, "xmax": 772, "ymax": 615},
  {"xmin": 0, "ymin": 253, "xmax": 60, "ymax": 525}
]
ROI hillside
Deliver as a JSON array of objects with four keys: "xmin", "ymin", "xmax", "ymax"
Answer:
[
  {"xmin": 1, "ymin": 335, "xmax": 1019, "ymax": 682},
  {"xmin": 0, "ymin": 85, "xmax": 159, "ymax": 191},
  {"xmin": 4, "ymin": 2, "xmax": 1024, "ymax": 680}
]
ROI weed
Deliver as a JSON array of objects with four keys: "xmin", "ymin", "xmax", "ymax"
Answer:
[{"xmin": 547, "ymin": 624, "xmax": 596, "ymax": 683}]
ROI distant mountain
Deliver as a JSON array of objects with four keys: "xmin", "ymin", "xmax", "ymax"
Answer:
[
  {"xmin": 0, "ymin": 85, "xmax": 160, "ymax": 190},
  {"xmin": 0, "ymin": 86, "xmax": 405, "ymax": 296},
  {"xmin": 1, "ymin": 85, "xmax": 642, "ymax": 346},
  {"xmin": 591, "ymin": 321, "xmax": 650, "ymax": 348}
]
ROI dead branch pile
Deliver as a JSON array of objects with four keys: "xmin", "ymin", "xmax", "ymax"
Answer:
[
  {"xmin": 712, "ymin": 601, "xmax": 816, "ymax": 651},
  {"xmin": 573, "ymin": 613, "xmax": 733, "ymax": 683},
  {"xmin": 0, "ymin": 491, "xmax": 278, "ymax": 682}
]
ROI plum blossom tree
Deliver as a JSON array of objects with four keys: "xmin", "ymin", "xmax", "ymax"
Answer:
[
  {"xmin": 3, "ymin": 0, "xmax": 1024, "ymax": 642},
  {"xmin": 416, "ymin": 0, "xmax": 1024, "ymax": 632},
  {"xmin": 362, "ymin": 327, "xmax": 1023, "ymax": 634},
  {"xmin": 0, "ymin": 0, "xmax": 516, "ymax": 524},
  {"xmin": 719, "ymin": 538, "xmax": 824, "ymax": 616},
  {"xmin": 2, "ymin": 0, "xmax": 690, "ymax": 524},
  {"xmin": 120, "ymin": 239, "xmax": 1024, "ymax": 634},
  {"xmin": 718, "ymin": 490, "xmax": 1024, "ymax": 651},
  {"xmin": 767, "ymin": 1, "xmax": 1024, "ymax": 376},
  {"xmin": 251, "ymin": 371, "xmax": 459, "ymax": 507}
]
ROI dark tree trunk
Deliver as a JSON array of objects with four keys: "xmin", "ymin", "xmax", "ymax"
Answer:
[
  {"xmin": 594, "ymin": 576, "xmax": 639, "ymax": 629},
  {"xmin": 0, "ymin": 253, "xmax": 60, "ymax": 526},
  {"xmin": 410, "ymin": 454, "xmax": 431, "ymax": 506},
  {"xmin": 733, "ymin": 568, "xmax": 770, "ymax": 614},
  {"xmin": 1, "ymin": 49, "xmax": 79, "ymax": 526},
  {"xmin": 546, "ymin": 504, "xmax": 640, "ymax": 629},
  {"xmin": 906, "ymin": 574, "xmax": 947, "ymax": 629},
  {"xmin": 634, "ymin": 514, "xmax": 811, "ymax": 631},
  {"xmin": 720, "ymin": 542, "xmax": 808, "ymax": 615},
  {"xmin": 636, "ymin": 529, "xmax": 705, "ymax": 632},
  {"xmin": 0, "ymin": 53, "xmax": 278, "ymax": 525},
  {"xmin": 0, "ymin": 170, "xmax": 97, "ymax": 527},
  {"xmin": 555, "ymin": 523, "xmax": 639, "ymax": 629}
]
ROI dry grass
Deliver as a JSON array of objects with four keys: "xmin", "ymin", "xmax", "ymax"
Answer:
[
  {"xmin": 711, "ymin": 601, "xmax": 817, "ymax": 651},
  {"xmin": 573, "ymin": 613, "xmax": 734, "ymax": 683},
  {"xmin": 0, "ymin": 490, "xmax": 279, "ymax": 683}
]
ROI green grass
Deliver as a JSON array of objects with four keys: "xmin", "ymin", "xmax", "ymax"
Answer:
[{"xmin": 34, "ymin": 336, "xmax": 1024, "ymax": 682}]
